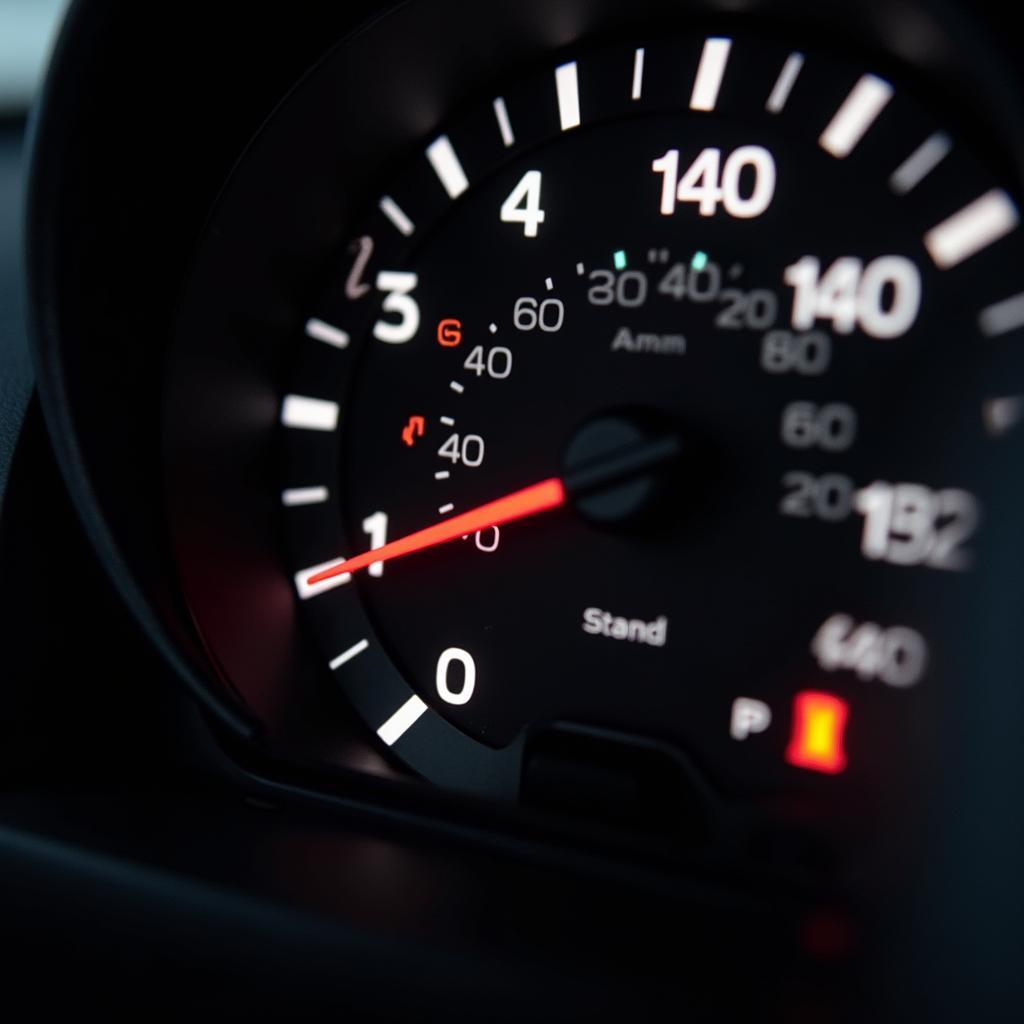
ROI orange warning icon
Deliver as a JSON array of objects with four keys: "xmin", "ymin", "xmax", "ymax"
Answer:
[
  {"xmin": 785, "ymin": 691, "xmax": 849, "ymax": 775},
  {"xmin": 437, "ymin": 319, "xmax": 463, "ymax": 347},
  {"xmin": 401, "ymin": 415, "xmax": 425, "ymax": 447}
]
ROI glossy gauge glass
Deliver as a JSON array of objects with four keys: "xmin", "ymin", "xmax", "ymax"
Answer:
[{"xmin": 281, "ymin": 32, "xmax": 1023, "ymax": 804}]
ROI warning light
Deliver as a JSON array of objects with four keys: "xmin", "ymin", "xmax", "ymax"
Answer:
[
  {"xmin": 785, "ymin": 691, "xmax": 849, "ymax": 775},
  {"xmin": 401, "ymin": 415, "xmax": 425, "ymax": 447},
  {"xmin": 437, "ymin": 319, "xmax": 463, "ymax": 347}
]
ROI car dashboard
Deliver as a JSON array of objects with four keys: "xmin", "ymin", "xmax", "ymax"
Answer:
[{"xmin": 1, "ymin": 0, "xmax": 1023, "ymax": 1018}]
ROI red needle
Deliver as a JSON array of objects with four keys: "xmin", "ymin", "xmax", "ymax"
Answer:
[{"xmin": 307, "ymin": 478, "xmax": 566, "ymax": 585}]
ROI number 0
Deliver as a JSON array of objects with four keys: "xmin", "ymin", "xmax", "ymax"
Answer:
[{"xmin": 436, "ymin": 647, "xmax": 476, "ymax": 705}]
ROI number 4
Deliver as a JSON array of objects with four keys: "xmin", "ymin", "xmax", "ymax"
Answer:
[
  {"xmin": 501, "ymin": 170, "xmax": 545, "ymax": 238},
  {"xmin": 676, "ymin": 148, "xmax": 724, "ymax": 216}
]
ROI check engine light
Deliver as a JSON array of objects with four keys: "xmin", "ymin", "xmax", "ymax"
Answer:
[{"xmin": 785, "ymin": 691, "xmax": 849, "ymax": 775}]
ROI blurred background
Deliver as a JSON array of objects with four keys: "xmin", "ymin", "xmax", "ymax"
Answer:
[
  {"xmin": 0, "ymin": 0, "xmax": 67, "ymax": 492},
  {"xmin": 0, "ymin": 0, "xmax": 68, "ymax": 114}
]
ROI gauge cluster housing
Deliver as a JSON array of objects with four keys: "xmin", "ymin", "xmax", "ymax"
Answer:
[{"xmin": 19, "ymin": 0, "xmax": 1024, "ymax": 1016}]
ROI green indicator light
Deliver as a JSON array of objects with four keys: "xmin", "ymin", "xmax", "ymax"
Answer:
[
  {"xmin": 691, "ymin": 250, "xmax": 709, "ymax": 272},
  {"xmin": 613, "ymin": 250, "xmax": 628, "ymax": 270}
]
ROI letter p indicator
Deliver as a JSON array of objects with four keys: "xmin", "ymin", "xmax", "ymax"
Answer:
[{"xmin": 730, "ymin": 697, "xmax": 772, "ymax": 741}]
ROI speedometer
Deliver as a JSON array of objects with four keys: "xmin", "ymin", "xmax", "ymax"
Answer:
[
  {"xmin": 24, "ymin": 1, "xmax": 1024, "ymax": 1013},
  {"xmin": 277, "ymin": 31, "xmax": 1019, "ymax": 806}
]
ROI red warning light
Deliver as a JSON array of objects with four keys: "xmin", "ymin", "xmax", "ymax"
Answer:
[
  {"xmin": 437, "ymin": 318, "xmax": 463, "ymax": 347},
  {"xmin": 785, "ymin": 691, "xmax": 849, "ymax": 775},
  {"xmin": 401, "ymin": 415, "xmax": 425, "ymax": 447}
]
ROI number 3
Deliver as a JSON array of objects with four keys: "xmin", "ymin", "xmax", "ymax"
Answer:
[{"xmin": 373, "ymin": 271, "xmax": 420, "ymax": 344}]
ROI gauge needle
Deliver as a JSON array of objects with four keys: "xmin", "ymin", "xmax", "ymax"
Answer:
[
  {"xmin": 307, "ymin": 479, "xmax": 565, "ymax": 584},
  {"xmin": 306, "ymin": 434, "xmax": 681, "ymax": 585}
]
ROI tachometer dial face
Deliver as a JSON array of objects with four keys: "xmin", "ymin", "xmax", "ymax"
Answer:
[{"xmin": 282, "ymin": 33, "xmax": 1022, "ymax": 805}]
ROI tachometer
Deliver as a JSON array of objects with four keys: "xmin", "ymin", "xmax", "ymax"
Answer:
[{"xmin": 279, "ymin": 32, "xmax": 1021, "ymax": 808}]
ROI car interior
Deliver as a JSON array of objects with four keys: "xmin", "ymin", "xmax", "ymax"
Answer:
[{"xmin": 1, "ymin": 0, "xmax": 1022, "ymax": 1018}]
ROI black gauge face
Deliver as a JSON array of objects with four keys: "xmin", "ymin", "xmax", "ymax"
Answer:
[{"xmin": 282, "ymin": 33, "xmax": 1022, "ymax": 805}]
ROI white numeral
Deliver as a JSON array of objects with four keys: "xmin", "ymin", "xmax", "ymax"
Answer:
[
  {"xmin": 854, "ymin": 482, "xmax": 980, "ymax": 570},
  {"xmin": 780, "ymin": 402, "xmax": 857, "ymax": 451},
  {"xmin": 784, "ymin": 256, "xmax": 921, "ymax": 339},
  {"xmin": 361, "ymin": 511, "xmax": 388, "ymax": 577},
  {"xmin": 587, "ymin": 270, "xmax": 649, "ymax": 308},
  {"xmin": 474, "ymin": 526, "xmax": 500, "ymax": 552},
  {"xmin": 373, "ymin": 271, "xmax": 420, "ymax": 344},
  {"xmin": 780, "ymin": 472, "xmax": 854, "ymax": 521},
  {"xmin": 436, "ymin": 647, "xmax": 476, "ymax": 705},
  {"xmin": 438, "ymin": 433, "xmax": 485, "ymax": 467},
  {"xmin": 812, "ymin": 613, "xmax": 928, "ymax": 688},
  {"xmin": 760, "ymin": 330, "xmax": 832, "ymax": 375},
  {"xmin": 653, "ymin": 146, "xmax": 776, "ymax": 219},
  {"xmin": 500, "ymin": 170, "xmax": 546, "ymax": 238},
  {"xmin": 464, "ymin": 346, "xmax": 513, "ymax": 379},
  {"xmin": 514, "ymin": 296, "xmax": 564, "ymax": 332}
]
